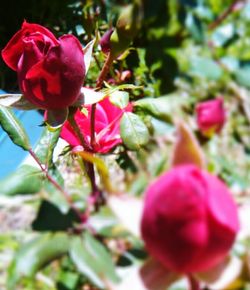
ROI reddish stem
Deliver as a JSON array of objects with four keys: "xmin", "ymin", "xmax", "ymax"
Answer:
[
  {"xmin": 28, "ymin": 149, "xmax": 83, "ymax": 219},
  {"xmin": 208, "ymin": 0, "xmax": 245, "ymax": 30},
  {"xmin": 188, "ymin": 275, "xmax": 201, "ymax": 290}
]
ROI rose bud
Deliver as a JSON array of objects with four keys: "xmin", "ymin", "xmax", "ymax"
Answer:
[
  {"xmin": 196, "ymin": 98, "xmax": 226, "ymax": 137},
  {"xmin": 1, "ymin": 21, "xmax": 85, "ymax": 110},
  {"xmin": 61, "ymin": 96, "xmax": 132, "ymax": 153},
  {"xmin": 141, "ymin": 165, "xmax": 239, "ymax": 274},
  {"xmin": 100, "ymin": 28, "xmax": 114, "ymax": 54}
]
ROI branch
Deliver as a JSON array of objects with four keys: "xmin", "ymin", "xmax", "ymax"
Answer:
[
  {"xmin": 28, "ymin": 149, "xmax": 83, "ymax": 220},
  {"xmin": 208, "ymin": 0, "xmax": 246, "ymax": 30}
]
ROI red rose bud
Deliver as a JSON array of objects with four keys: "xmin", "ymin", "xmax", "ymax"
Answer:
[
  {"xmin": 100, "ymin": 28, "xmax": 114, "ymax": 54},
  {"xmin": 141, "ymin": 165, "xmax": 239, "ymax": 274},
  {"xmin": 1, "ymin": 21, "xmax": 85, "ymax": 110},
  {"xmin": 196, "ymin": 98, "xmax": 226, "ymax": 137},
  {"xmin": 61, "ymin": 96, "xmax": 132, "ymax": 153}
]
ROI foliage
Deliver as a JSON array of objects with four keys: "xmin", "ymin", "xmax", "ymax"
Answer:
[{"xmin": 0, "ymin": 0, "xmax": 250, "ymax": 290}]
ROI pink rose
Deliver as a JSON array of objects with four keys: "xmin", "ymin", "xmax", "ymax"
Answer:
[
  {"xmin": 196, "ymin": 98, "xmax": 226, "ymax": 137},
  {"xmin": 1, "ymin": 21, "xmax": 85, "ymax": 110},
  {"xmin": 141, "ymin": 165, "xmax": 239, "ymax": 273},
  {"xmin": 61, "ymin": 97, "xmax": 132, "ymax": 153}
]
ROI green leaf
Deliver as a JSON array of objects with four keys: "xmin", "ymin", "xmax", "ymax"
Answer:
[
  {"xmin": 120, "ymin": 112, "xmax": 150, "ymax": 150},
  {"xmin": 70, "ymin": 233, "xmax": 119, "ymax": 289},
  {"xmin": 190, "ymin": 57, "xmax": 222, "ymax": 80},
  {"xmin": 34, "ymin": 126, "xmax": 61, "ymax": 168},
  {"xmin": 134, "ymin": 94, "xmax": 186, "ymax": 122},
  {"xmin": 109, "ymin": 91, "xmax": 129, "ymax": 109},
  {"xmin": 234, "ymin": 66, "xmax": 250, "ymax": 88},
  {"xmin": 8, "ymin": 233, "xmax": 70, "ymax": 290},
  {"xmin": 74, "ymin": 87, "xmax": 106, "ymax": 106},
  {"xmin": 211, "ymin": 23, "xmax": 234, "ymax": 47},
  {"xmin": 32, "ymin": 200, "xmax": 79, "ymax": 231},
  {"xmin": 43, "ymin": 165, "xmax": 70, "ymax": 214},
  {"xmin": 0, "ymin": 165, "xmax": 43, "ymax": 196},
  {"xmin": 83, "ymin": 38, "xmax": 95, "ymax": 75},
  {"xmin": 0, "ymin": 94, "xmax": 37, "ymax": 110},
  {"xmin": 185, "ymin": 12, "xmax": 204, "ymax": 42},
  {"xmin": 0, "ymin": 106, "xmax": 30, "ymax": 150}
]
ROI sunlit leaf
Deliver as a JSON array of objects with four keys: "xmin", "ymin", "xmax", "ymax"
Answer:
[
  {"xmin": 190, "ymin": 57, "xmax": 223, "ymax": 80},
  {"xmin": 120, "ymin": 112, "xmax": 150, "ymax": 150},
  {"xmin": 0, "ymin": 106, "xmax": 30, "ymax": 150},
  {"xmin": 70, "ymin": 233, "xmax": 119, "ymax": 289},
  {"xmin": 74, "ymin": 87, "xmax": 106, "ymax": 106},
  {"xmin": 110, "ymin": 91, "xmax": 129, "ymax": 109},
  {"xmin": 83, "ymin": 38, "xmax": 96, "ymax": 75},
  {"xmin": 134, "ymin": 94, "xmax": 186, "ymax": 123},
  {"xmin": 0, "ymin": 165, "xmax": 43, "ymax": 196},
  {"xmin": 74, "ymin": 150, "xmax": 114, "ymax": 193},
  {"xmin": 0, "ymin": 94, "xmax": 37, "ymax": 110},
  {"xmin": 34, "ymin": 126, "xmax": 61, "ymax": 168},
  {"xmin": 8, "ymin": 233, "xmax": 70, "ymax": 290}
]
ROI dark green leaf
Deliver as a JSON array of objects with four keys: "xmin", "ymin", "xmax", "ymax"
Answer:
[
  {"xmin": 32, "ymin": 200, "xmax": 80, "ymax": 231},
  {"xmin": 8, "ymin": 233, "xmax": 70, "ymax": 290},
  {"xmin": 70, "ymin": 233, "xmax": 119, "ymax": 289},
  {"xmin": 34, "ymin": 126, "xmax": 61, "ymax": 168},
  {"xmin": 185, "ymin": 12, "xmax": 204, "ymax": 42},
  {"xmin": 120, "ymin": 112, "xmax": 150, "ymax": 150},
  {"xmin": 0, "ymin": 165, "xmax": 43, "ymax": 196},
  {"xmin": 0, "ymin": 106, "xmax": 30, "ymax": 150}
]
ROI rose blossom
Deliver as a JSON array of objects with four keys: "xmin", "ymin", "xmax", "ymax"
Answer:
[
  {"xmin": 1, "ymin": 21, "xmax": 85, "ymax": 110},
  {"xmin": 61, "ymin": 97, "xmax": 132, "ymax": 153},
  {"xmin": 196, "ymin": 97, "xmax": 226, "ymax": 137},
  {"xmin": 100, "ymin": 28, "xmax": 114, "ymax": 54},
  {"xmin": 141, "ymin": 165, "xmax": 239, "ymax": 273}
]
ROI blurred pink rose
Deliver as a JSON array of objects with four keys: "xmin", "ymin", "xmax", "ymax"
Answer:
[
  {"xmin": 2, "ymin": 21, "xmax": 85, "ymax": 110},
  {"xmin": 61, "ymin": 97, "xmax": 132, "ymax": 153},
  {"xmin": 196, "ymin": 98, "xmax": 226, "ymax": 137},
  {"xmin": 141, "ymin": 165, "xmax": 239, "ymax": 273}
]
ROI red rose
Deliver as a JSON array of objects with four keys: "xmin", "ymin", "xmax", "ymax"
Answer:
[
  {"xmin": 141, "ymin": 165, "xmax": 239, "ymax": 273},
  {"xmin": 1, "ymin": 21, "xmax": 85, "ymax": 110},
  {"xmin": 61, "ymin": 97, "xmax": 132, "ymax": 153},
  {"xmin": 196, "ymin": 98, "xmax": 226, "ymax": 137},
  {"xmin": 99, "ymin": 28, "xmax": 114, "ymax": 54}
]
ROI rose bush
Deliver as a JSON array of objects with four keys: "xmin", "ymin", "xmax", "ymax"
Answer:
[
  {"xmin": 141, "ymin": 165, "xmax": 239, "ymax": 273},
  {"xmin": 196, "ymin": 97, "xmax": 226, "ymax": 137},
  {"xmin": 61, "ymin": 96, "xmax": 132, "ymax": 153},
  {"xmin": 1, "ymin": 21, "xmax": 85, "ymax": 110}
]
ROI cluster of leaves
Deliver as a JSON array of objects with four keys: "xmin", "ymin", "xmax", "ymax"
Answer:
[{"xmin": 0, "ymin": 0, "xmax": 250, "ymax": 290}]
